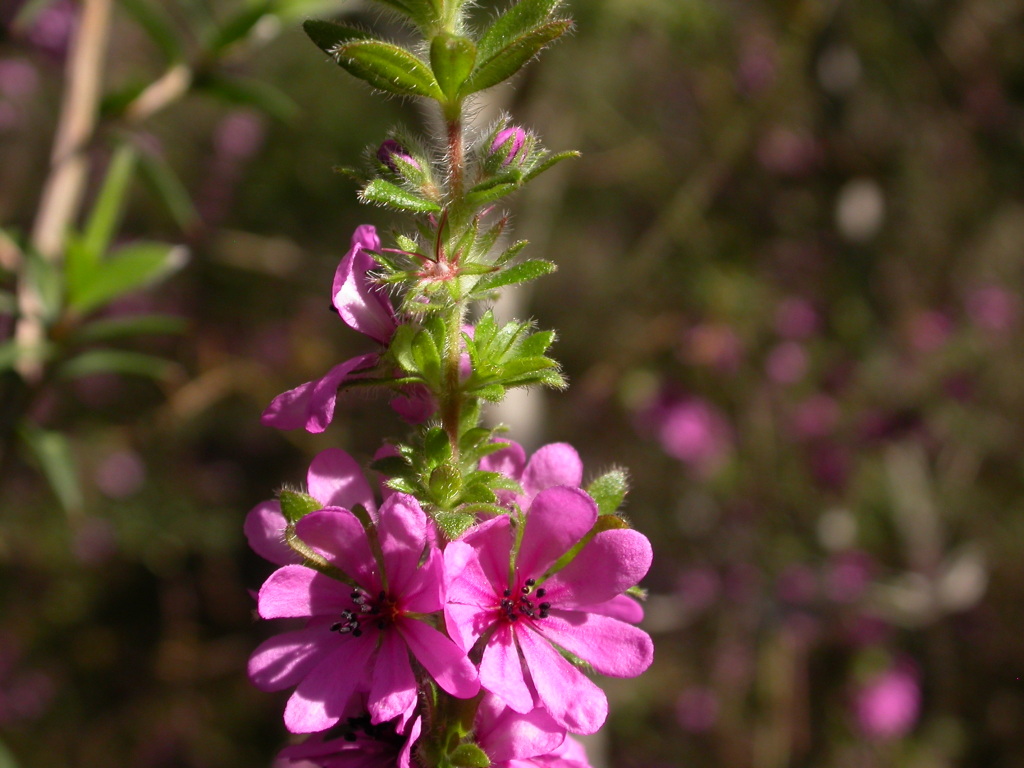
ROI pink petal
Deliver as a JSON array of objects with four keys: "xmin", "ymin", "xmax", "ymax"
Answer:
[
  {"xmin": 307, "ymin": 448, "xmax": 376, "ymax": 517},
  {"xmin": 244, "ymin": 499, "xmax": 298, "ymax": 565},
  {"xmin": 458, "ymin": 516, "xmax": 515, "ymax": 590},
  {"xmin": 480, "ymin": 624, "xmax": 534, "ymax": 714},
  {"xmin": 398, "ymin": 618, "xmax": 480, "ymax": 699},
  {"xmin": 376, "ymin": 494, "xmax": 428, "ymax": 596},
  {"xmin": 285, "ymin": 638, "xmax": 376, "ymax": 733},
  {"xmin": 368, "ymin": 629, "xmax": 417, "ymax": 724},
  {"xmin": 398, "ymin": 716, "xmax": 422, "ymax": 768},
  {"xmin": 476, "ymin": 696, "xmax": 565, "ymax": 762},
  {"xmin": 332, "ymin": 226, "xmax": 396, "ymax": 344},
  {"xmin": 517, "ymin": 626, "xmax": 608, "ymax": 734},
  {"xmin": 518, "ymin": 487, "xmax": 597, "ymax": 579},
  {"xmin": 261, "ymin": 353, "xmax": 377, "ymax": 433},
  {"xmin": 534, "ymin": 611, "xmax": 653, "ymax": 678},
  {"xmin": 258, "ymin": 565, "xmax": 352, "ymax": 619},
  {"xmin": 444, "ymin": 601, "xmax": 491, "ymax": 652},
  {"xmin": 294, "ymin": 508, "xmax": 378, "ymax": 589},
  {"xmin": 248, "ymin": 624, "xmax": 330, "ymax": 691},
  {"xmin": 521, "ymin": 443, "xmax": 583, "ymax": 501},
  {"xmin": 479, "ymin": 441, "xmax": 526, "ymax": 481},
  {"xmin": 390, "ymin": 385, "xmax": 436, "ymax": 424},
  {"xmin": 445, "ymin": 537, "xmax": 505, "ymax": 609},
  {"xmin": 576, "ymin": 594, "xmax": 645, "ymax": 623},
  {"xmin": 401, "ymin": 547, "xmax": 445, "ymax": 614},
  {"xmin": 541, "ymin": 528, "xmax": 652, "ymax": 607}
]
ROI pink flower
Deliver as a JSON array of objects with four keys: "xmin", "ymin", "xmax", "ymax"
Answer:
[
  {"xmin": 656, "ymin": 399, "xmax": 731, "ymax": 473},
  {"xmin": 262, "ymin": 226, "xmax": 433, "ymax": 431},
  {"xmin": 479, "ymin": 441, "xmax": 583, "ymax": 510},
  {"xmin": 248, "ymin": 493, "xmax": 479, "ymax": 733},
  {"xmin": 444, "ymin": 486, "xmax": 653, "ymax": 734},
  {"xmin": 854, "ymin": 663, "xmax": 921, "ymax": 740},
  {"xmin": 278, "ymin": 713, "xmax": 422, "ymax": 768},
  {"xmin": 474, "ymin": 695, "xmax": 568, "ymax": 767},
  {"xmin": 244, "ymin": 448, "xmax": 376, "ymax": 566}
]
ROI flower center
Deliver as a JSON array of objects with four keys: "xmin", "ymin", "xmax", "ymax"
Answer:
[
  {"xmin": 499, "ymin": 578, "xmax": 552, "ymax": 623},
  {"xmin": 330, "ymin": 588, "xmax": 398, "ymax": 637}
]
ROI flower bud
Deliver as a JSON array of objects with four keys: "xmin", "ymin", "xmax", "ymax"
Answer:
[
  {"xmin": 376, "ymin": 138, "xmax": 421, "ymax": 174},
  {"xmin": 489, "ymin": 126, "xmax": 527, "ymax": 168}
]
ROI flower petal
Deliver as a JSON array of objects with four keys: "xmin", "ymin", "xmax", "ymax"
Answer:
[
  {"xmin": 248, "ymin": 624, "xmax": 330, "ymax": 691},
  {"xmin": 398, "ymin": 617, "xmax": 479, "ymax": 699},
  {"xmin": 376, "ymin": 493, "xmax": 428, "ymax": 596},
  {"xmin": 294, "ymin": 508, "xmax": 378, "ymax": 589},
  {"xmin": 258, "ymin": 565, "xmax": 351, "ymax": 619},
  {"xmin": 307, "ymin": 448, "xmax": 376, "ymax": 517},
  {"xmin": 540, "ymin": 529, "xmax": 652, "ymax": 607},
  {"xmin": 517, "ymin": 625, "xmax": 607, "ymax": 734},
  {"xmin": 445, "ymin": 537, "xmax": 504, "ymax": 609},
  {"xmin": 476, "ymin": 695, "xmax": 565, "ymax": 762},
  {"xmin": 332, "ymin": 226, "xmax": 396, "ymax": 344},
  {"xmin": 576, "ymin": 594, "xmax": 645, "ymax": 624},
  {"xmin": 518, "ymin": 487, "xmax": 597, "ymax": 579},
  {"xmin": 479, "ymin": 441, "xmax": 526, "ymax": 482},
  {"xmin": 401, "ymin": 547, "xmax": 445, "ymax": 614},
  {"xmin": 261, "ymin": 353, "xmax": 377, "ymax": 433},
  {"xmin": 284, "ymin": 637, "xmax": 376, "ymax": 733},
  {"xmin": 368, "ymin": 629, "xmax": 417, "ymax": 724},
  {"xmin": 444, "ymin": 601, "xmax": 491, "ymax": 652},
  {"xmin": 244, "ymin": 499, "xmax": 298, "ymax": 565},
  {"xmin": 480, "ymin": 624, "xmax": 534, "ymax": 714},
  {"xmin": 534, "ymin": 611, "xmax": 653, "ymax": 678},
  {"xmin": 521, "ymin": 443, "xmax": 583, "ymax": 501}
]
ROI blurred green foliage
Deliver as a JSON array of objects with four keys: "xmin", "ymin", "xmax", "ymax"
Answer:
[{"xmin": 1, "ymin": 0, "xmax": 1024, "ymax": 766}]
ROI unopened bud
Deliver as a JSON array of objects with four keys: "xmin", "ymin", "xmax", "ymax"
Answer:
[
  {"xmin": 377, "ymin": 139, "xmax": 421, "ymax": 173},
  {"xmin": 490, "ymin": 127, "xmax": 527, "ymax": 167}
]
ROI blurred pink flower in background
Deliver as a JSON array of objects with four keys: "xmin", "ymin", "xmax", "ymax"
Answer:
[
  {"xmin": 966, "ymin": 284, "xmax": 1020, "ymax": 335},
  {"xmin": 791, "ymin": 393, "xmax": 840, "ymax": 439},
  {"xmin": 824, "ymin": 551, "xmax": 875, "ymax": 604},
  {"xmin": 854, "ymin": 663, "xmax": 921, "ymax": 740},
  {"xmin": 656, "ymin": 399, "xmax": 732, "ymax": 474},
  {"xmin": 765, "ymin": 341, "xmax": 808, "ymax": 384},
  {"xmin": 757, "ymin": 128, "xmax": 821, "ymax": 177},
  {"xmin": 776, "ymin": 564, "xmax": 817, "ymax": 605},
  {"xmin": 907, "ymin": 310, "xmax": 953, "ymax": 354},
  {"xmin": 774, "ymin": 297, "xmax": 819, "ymax": 340},
  {"xmin": 736, "ymin": 30, "xmax": 777, "ymax": 95},
  {"xmin": 25, "ymin": 0, "xmax": 75, "ymax": 56},
  {"xmin": 675, "ymin": 566, "xmax": 721, "ymax": 615}
]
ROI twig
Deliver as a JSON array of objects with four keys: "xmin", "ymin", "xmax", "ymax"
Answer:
[{"xmin": 15, "ymin": 0, "xmax": 113, "ymax": 380}]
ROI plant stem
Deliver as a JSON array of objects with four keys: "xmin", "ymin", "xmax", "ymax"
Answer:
[{"xmin": 17, "ymin": 0, "xmax": 113, "ymax": 382}]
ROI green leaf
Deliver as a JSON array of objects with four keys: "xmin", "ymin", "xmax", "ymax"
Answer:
[
  {"xmin": 20, "ymin": 424, "xmax": 82, "ymax": 514},
  {"xmin": 279, "ymin": 489, "xmax": 323, "ymax": 523},
  {"xmin": 120, "ymin": 0, "xmax": 185, "ymax": 62},
  {"xmin": 492, "ymin": 239, "xmax": 528, "ymax": 267},
  {"xmin": 522, "ymin": 149, "xmax": 581, "ymax": 183},
  {"xmin": 137, "ymin": 150, "xmax": 199, "ymax": 233},
  {"xmin": 430, "ymin": 33, "xmax": 477, "ymax": 101},
  {"xmin": 434, "ymin": 510, "xmax": 476, "ymax": 540},
  {"xmin": 587, "ymin": 469, "xmax": 629, "ymax": 515},
  {"xmin": 0, "ymin": 290, "xmax": 15, "ymax": 315},
  {"xmin": 388, "ymin": 323, "xmax": 419, "ymax": 373},
  {"xmin": 462, "ymin": 20, "xmax": 571, "ymax": 96},
  {"xmin": 79, "ymin": 144, "xmax": 138, "ymax": 273},
  {"xmin": 449, "ymin": 742, "xmax": 491, "ymax": 768},
  {"xmin": 411, "ymin": 326, "xmax": 442, "ymax": 386},
  {"xmin": 474, "ymin": 259, "xmax": 555, "ymax": 293},
  {"xmin": 331, "ymin": 40, "xmax": 443, "ymax": 99},
  {"xmin": 476, "ymin": 0, "xmax": 563, "ymax": 62},
  {"xmin": 302, "ymin": 19, "xmax": 371, "ymax": 56},
  {"xmin": 68, "ymin": 242, "xmax": 188, "ymax": 316},
  {"xmin": 371, "ymin": 454, "xmax": 415, "ymax": 479},
  {"xmin": 72, "ymin": 314, "xmax": 187, "ymax": 343},
  {"xmin": 517, "ymin": 329, "xmax": 554, "ymax": 357},
  {"xmin": 58, "ymin": 349, "xmax": 175, "ymax": 380},
  {"xmin": 198, "ymin": 73, "xmax": 299, "ymax": 122},
  {"xmin": 205, "ymin": 0, "xmax": 274, "ymax": 55},
  {"xmin": 361, "ymin": 179, "xmax": 442, "ymax": 213},
  {"xmin": 424, "ymin": 426, "xmax": 452, "ymax": 466}
]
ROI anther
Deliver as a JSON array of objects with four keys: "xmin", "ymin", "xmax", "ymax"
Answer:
[
  {"xmin": 503, "ymin": 588, "xmax": 512, "ymax": 598},
  {"xmin": 539, "ymin": 602, "xmax": 551, "ymax": 611},
  {"xmin": 536, "ymin": 588, "xmax": 546, "ymax": 598},
  {"xmin": 525, "ymin": 578, "xmax": 536, "ymax": 587},
  {"xmin": 352, "ymin": 628, "xmax": 362, "ymax": 638}
]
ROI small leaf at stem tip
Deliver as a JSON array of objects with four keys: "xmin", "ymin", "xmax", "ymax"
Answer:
[
  {"xmin": 434, "ymin": 511, "xmax": 477, "ymax": 541},
  {"xmin": 430, "ymin": 32, "xmax": 477, "ymax": 101},
  {"xmin": 278, "ymin": 489, "xmax": 323, "ymax": 523},
  {"xmin": 57, "ymin": 350, "xmax": 176, "ymax": 381},
  {"xmin": 19, "ymin": 424, "xmax": 82, "ymax": 514},
  {"xmin": 461, "ymin": 19, "xmax": 572, "ymax": 96},
  {"xmin": 360, "ymin": 179, "xmax": 442, "ymax": 213},
  {"xmin": 476, "ymin": 0, "xmax": 564, "ymax": 63},
  {"xmin": 365, "ymin": 0, "xmax": 442, "ymax": 30},
  {"xmin": 332, "ymin": 40, "xmax": 443, "ymax": 100}
]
